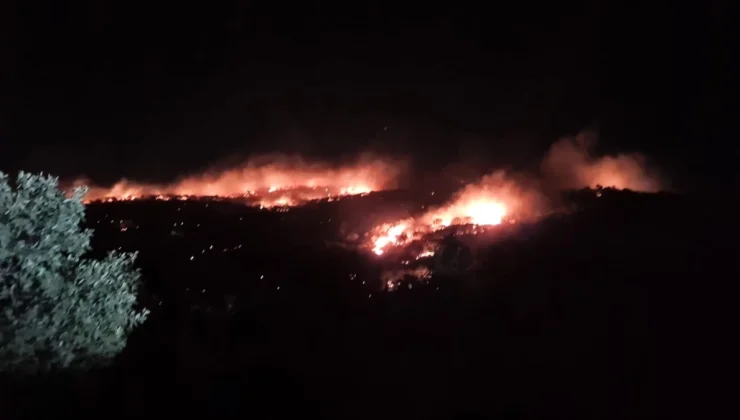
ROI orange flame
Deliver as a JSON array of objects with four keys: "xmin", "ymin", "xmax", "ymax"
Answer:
[
  {"xmin": 367, "ymin": 133, "xmax": 665, "ymax": 258},
  {"xmin": 368, "ymin": 171, "xmax": 544, "ymax": 256},
  {"xmin": 75, "ymin": 156, "xmax": 403, "ymax": 207}
]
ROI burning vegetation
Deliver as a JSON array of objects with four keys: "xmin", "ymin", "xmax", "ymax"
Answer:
[
  {"xmin": 367, "ymin": 170, "xmax": 547, "ymax": 258},
  {"xmin": 365, "ymin": 133, "xmax": 664, "ymax": 260},
  {"xmin": 69, "ymin": 134, "xmax": 665, "ymax": 290},
  {"xmin": 75, "ymin": 155, "xmax": 404, "ymax": 207}
]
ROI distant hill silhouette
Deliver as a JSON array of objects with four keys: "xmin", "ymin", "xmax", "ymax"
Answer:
[{"xmin": 2, "ymin": 188, "xmax": 731, "ymax": 419}]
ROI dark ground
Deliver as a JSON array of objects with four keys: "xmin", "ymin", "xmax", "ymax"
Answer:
[{"xmin": 1, "ymin": 188, "xmax": 734, "ymax": 419}]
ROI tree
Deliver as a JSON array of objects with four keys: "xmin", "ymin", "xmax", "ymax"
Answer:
[{"xmin": 0, "ymin": 172, "xmax": 149, "ymax": 373}]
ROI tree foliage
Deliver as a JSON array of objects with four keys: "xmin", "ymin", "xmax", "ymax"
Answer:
[{"xmin": 0, "ymin": 172, "xmax": 149, "ymax": 373}]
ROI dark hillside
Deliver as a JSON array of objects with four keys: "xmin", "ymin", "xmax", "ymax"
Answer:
[{"xmin": 2, "ymin": 190, "xmax": 732, "ymax": 419}]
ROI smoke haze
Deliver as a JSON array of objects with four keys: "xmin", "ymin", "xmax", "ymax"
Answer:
[{"xmin": 541, "ymin": 131, "xmax": 664, "ymax": 192}]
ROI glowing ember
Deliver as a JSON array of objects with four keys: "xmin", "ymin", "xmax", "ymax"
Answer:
[
  {"xmin": 369, "ymin": 198, "xmax": 509, "ymax": 257},
  {"xmin": 73, "ymin": 156, "xmax": 402, "ymax": 206},
  {"xmin": 416, "ymin": 249, "xmax": 435, "ymax": 259},
  {"xmin": 367, "ymin": 170, "xmax": 546, "ymax": 258},
  {"xmin": 381, "ymin": 266, "xmax": 433, "ymax": 290},
  {"xmin": 372, "ymin": 221, "xmax": 413, "ymax": 255}
]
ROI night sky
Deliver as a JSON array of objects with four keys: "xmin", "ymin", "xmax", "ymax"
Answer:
[{"xmin": 0, "ymin": 1, "xmax": 731, "ymax": 190}]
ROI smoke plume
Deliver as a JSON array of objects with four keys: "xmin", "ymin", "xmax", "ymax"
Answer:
[{"xmin": 541, "ymin": 131, "xmax": 664, "ymax": 192}]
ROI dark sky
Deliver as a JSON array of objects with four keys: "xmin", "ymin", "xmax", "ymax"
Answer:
[{"xmin": 0, "ymin": 1, "xmax": 732, "ymax": 189}]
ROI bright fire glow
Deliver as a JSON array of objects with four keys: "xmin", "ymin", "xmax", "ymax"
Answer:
[
  {"xmin": 74, "ymin": 156, "xmax": 402, "ymax": 207},
  {"xmin": 367, "ymin": 170, "xmax": 545, "ymax": 257},
  {"xmin": 372, "ymin": 221, "xmax": 413, "ymax": 255},
  {"xmin": 369, "ymin": 196, "xmax": 509, "ymax": 256}
]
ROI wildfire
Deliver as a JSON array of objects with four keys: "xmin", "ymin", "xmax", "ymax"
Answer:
[
  {"xmin": 74, "ymin": 156, "xmax": 401, "ymax": 207},
  {"xmin": 369, "ymin": 197, "xmax": 510, "ymax": 257},
  {"xmin": 371, "ymin": 220, "xmax": 414, "ymax": 255},
  {"xmin": 367, "ymin": 170, "xmax": 546, "ymax": 257}
]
